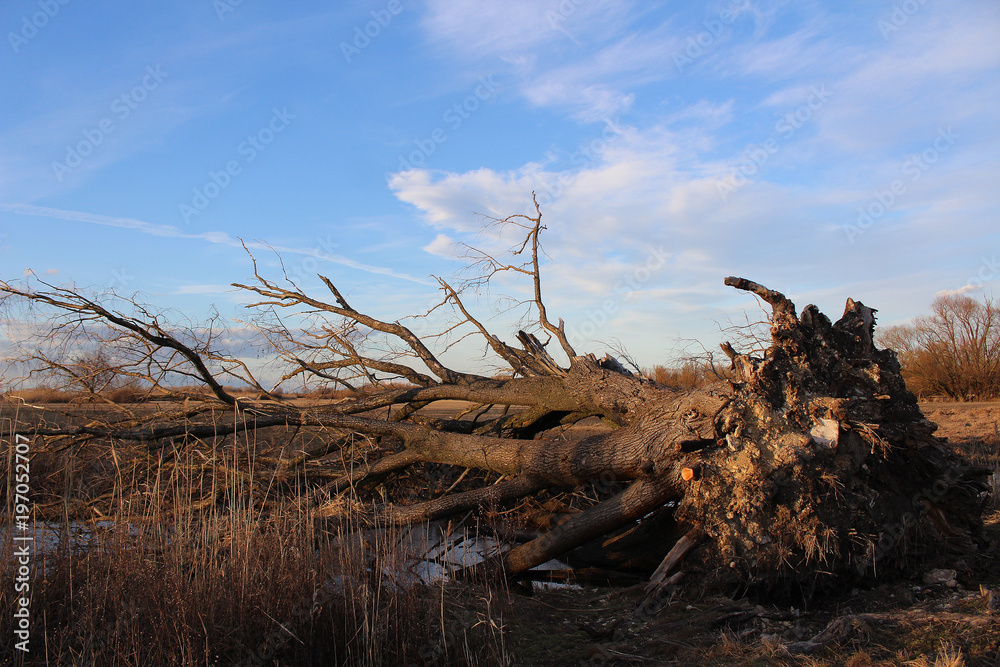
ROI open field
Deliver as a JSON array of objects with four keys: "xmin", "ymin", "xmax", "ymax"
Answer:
[{"xmin": 1, "ymin": 399, "xmax": 998, "ymax": 665}]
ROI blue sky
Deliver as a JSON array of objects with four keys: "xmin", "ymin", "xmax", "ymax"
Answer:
[{"xmin": 2, "ymin": 0, "xmax": 999, "ymax": 381}]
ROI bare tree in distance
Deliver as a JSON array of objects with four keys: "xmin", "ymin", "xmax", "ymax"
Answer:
[
  {"xmin": 880, "ymin": 293, "xmax": 1000, "ymax": 401},
  {"xmin": 1, "ymin": 199, "xmax": 991, "ymax": 597}
]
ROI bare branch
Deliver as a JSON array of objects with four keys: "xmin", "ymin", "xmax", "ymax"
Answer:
[
  {"xmin": 231, "ymin": 245, "xmax": 479, "ymax": 386},
  {"xmin": 435, "ymin": 277, "xmax": 554, "ymax": 377},
  {"xmin": 1, "ymin": 279, "xmax": 239, "ymax": 405}
]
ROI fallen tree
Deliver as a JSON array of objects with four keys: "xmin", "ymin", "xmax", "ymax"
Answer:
[{"xmin": 2, "ymin": 202, "xmax": 992, "ymax": 596}]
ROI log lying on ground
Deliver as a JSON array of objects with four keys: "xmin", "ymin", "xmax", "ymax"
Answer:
[{"xmin": 3, "ymin": 207, "xmax": 992, "ymax": 598}]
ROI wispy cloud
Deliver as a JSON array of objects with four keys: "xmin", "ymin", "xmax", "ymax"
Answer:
[
  {"xmin": 390, "ymin": 0, "xmax": 1000, "ymax": 351},
  {"xmin": 0, "ymin": 204, "xmax": 431, "ymax": 285},
  {"xmin": 936, "ymin": 284, "xmax": 981, "ymax": 298},
  {"xmin": 420, "ymin": 0, "xmax": 635, "ymax": 60},
  {"xmin": 420, "ymin": 0, "xmax": 679, "ymax": 123}
]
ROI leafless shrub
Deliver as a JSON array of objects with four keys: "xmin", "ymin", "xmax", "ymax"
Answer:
[{"xmin": 880, "ymin": 294, "xmax": 1000, "ymax": 401}]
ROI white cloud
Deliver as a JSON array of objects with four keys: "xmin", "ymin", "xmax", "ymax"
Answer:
[
  {"xmin": 389, "ymin": 168, "xmax": 547, "ymax": 231},
  {"xmin": 387, "ymin": 2, "xmax": 999, "ymax": 368},
  {"xmin": 389, "ymin": 123, "xmax": 756, "ymax": 308},
  {"xmin": 664, "ymin": 99, "xmax": 735, "ymax": 128},
  {"xmin": 522, "ymin": 82, "xmax": 636, "ymax": 123},
  {"xmin": 422, "ymin": 233, "xmax": 458, "ymax": 258},
  {"xmin": 808, "ymin": 2, "xmax": 1000, "ymax": 155},
  {"xmin": 935, "ymin": 284, "xmax": 981, "ymax": 298},
  {"xmin": 729, "ymin": 25, "xmax": 829, "ymax": 77}
]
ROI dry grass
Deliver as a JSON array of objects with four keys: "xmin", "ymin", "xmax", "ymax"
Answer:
[
  {"xmin": 2, "ymin": 400, "xmax": 998, "ymax": 666},
  {"xmin": 969, "ymin": 422, "xmax": 1000, "ymax": 512},
  {"xmin": 1, "ymin": 380, "xmax": 419, "ymax": 405},
  {"xmin": 906, "ymin": 643, "xmax": 966, "ymax": 667},
  {"xmin": 2, "ymin": 386, "xmax": 149, "ymax": 405},
  {"xmin": 940, "ymin": 413, "xmax": 1000, "ymax": 512},
  {"xmin": 0, "ymin": 402, "xmax": 514, "ymax": 666},
  {"xmin": 2, "ymin": 387, "xmax": 82, "ymax": 404},
  {"xmin": 0, "ymin": 511, "xmax": 515, "ymax": 665},
  {"xmin": 643, "ymin": 360, "xmax": 733, "ymax": 390}
]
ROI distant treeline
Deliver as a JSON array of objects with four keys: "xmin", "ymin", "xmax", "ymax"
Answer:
[{"xmin": 0, "ymin": 383, "xmax": 400, "ymax": 404}]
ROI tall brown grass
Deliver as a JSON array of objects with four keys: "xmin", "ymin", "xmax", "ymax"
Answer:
[
  {"xmin": 0, "ymin": 404, "xmax": 514, "ymax": 666},
  {"xmin": 961, "ymin": 420, "xmax": 1000, "ymax": 513},
  {"xmin": 643, "ymin": 359, "xmax": 731, "ymax": 390},
  {"xmin": 2, "ymin": 387, "xmax": 82, "ymax": 404},
  {"xmin": 2, "ymin": 386, "xmax": 149, "ymax": 405}
]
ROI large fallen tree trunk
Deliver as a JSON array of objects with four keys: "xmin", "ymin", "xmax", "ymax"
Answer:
[{"xmin": 2, "ymin": 202, "xmax": 992, "ymax": 596}]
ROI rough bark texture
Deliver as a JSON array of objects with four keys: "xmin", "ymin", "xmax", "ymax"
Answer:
[{"xmin": 668, "ymin": 280, "xmax": 992, "ymax": 594}]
